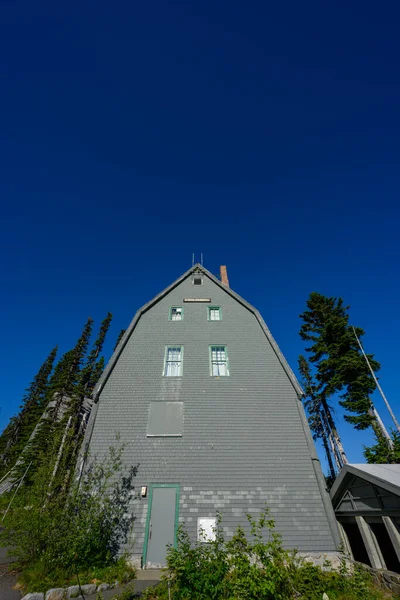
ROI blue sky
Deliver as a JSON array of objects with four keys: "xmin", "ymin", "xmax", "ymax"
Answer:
[{"xmin": 1, "ymin": 1, "xmax": 400, "ymax": 469}]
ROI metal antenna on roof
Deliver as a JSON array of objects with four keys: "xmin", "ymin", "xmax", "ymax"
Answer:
[
  {"xmin": 192, "ymin": 253, "xmax": 195, "ymax": 267},
  {"xmin": 201, "ymin": 253, "xmax": 203, "ymax": 266}
]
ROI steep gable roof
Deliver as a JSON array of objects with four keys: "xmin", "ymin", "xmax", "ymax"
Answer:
[
  {"xmin": 93, "ymin": 264, "xmax": 303, "ymax": 400},
  {"xmin": 330, "ymin": 464, "xmax": 400, "ymax": 507}
]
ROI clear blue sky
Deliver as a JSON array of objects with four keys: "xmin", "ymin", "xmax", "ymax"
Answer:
[{"xmin": 1, "ymin": 1, "xmax": 400, "ymax": 469}]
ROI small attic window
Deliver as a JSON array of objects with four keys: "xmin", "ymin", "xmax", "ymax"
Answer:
[
  {"xmin": 193, "ymin": 274, "xmax": 203, "ymax": 285},
  {"xmin": 169, "ymin": 307, "xmax": 183, "ymax": 321}
]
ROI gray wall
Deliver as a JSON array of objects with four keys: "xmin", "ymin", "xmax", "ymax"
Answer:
[{"xmin": 86, "ymin": 273, "xmax": 338, "ymax": 558}]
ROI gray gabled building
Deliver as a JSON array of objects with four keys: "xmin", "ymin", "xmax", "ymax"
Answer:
[{"xmin": 82, "ymin": 264, "xmax": 339, "ymax": 568}]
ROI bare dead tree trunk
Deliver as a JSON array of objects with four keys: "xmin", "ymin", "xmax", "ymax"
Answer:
[
  {"xmin": 353, "ymin": 327, "xmax": 400, "ymax": 434},
  {"xmin": 320, "ymin": 411, "xmax": 336, "ymax": 480},
  {"xmin": 320, "ymin": 397, "xmax": 348, "ymax": 466},
  {"xmin": 369, "ymin": 409, "xmax": 394, "ymax": 451},
  {"xmin": 322, "ymin": 409, "xmax": 342, "ymax": 470}
]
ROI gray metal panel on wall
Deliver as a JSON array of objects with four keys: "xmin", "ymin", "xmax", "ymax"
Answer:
[
  {"xmin": 87, "ymin": 271, "xmax": 338, "ymax": 556},
  {"xmin": 147, "ymin": 402, "xmax": 183, "ymax": 437}
]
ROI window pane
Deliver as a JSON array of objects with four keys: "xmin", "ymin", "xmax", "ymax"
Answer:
[
  {"xmin": 171, "ymin": 307, "xmax": 182, "ymax": 321},
  {"xmin": 165, "ymin": 347, "xmax": 182, "ymax": 376},
  {"xmin": 212, "ymin": 362, "xmax": 227, "ymax": 376},
  {"xmin": 210, "ymin": 346, "xmax": 228, "ymax": 376},
  {"xmin": 210, "ymin": 308, "xmax": 220, "ymax": 321},
  {"xmin": 166, "ymin": 361, "xmax": 180, "ymax": 376}
]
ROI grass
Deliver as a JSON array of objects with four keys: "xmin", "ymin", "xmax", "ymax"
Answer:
[{"xmin": 15, "ymin": 557, "xmax": 136, "ymax": 593}]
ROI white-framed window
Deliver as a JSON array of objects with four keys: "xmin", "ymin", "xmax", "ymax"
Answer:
[
  {"xmin": 210, "ymin": 346, "xmax": 229, "ymax": 376},
  {"xmin": 208, "ymin": 306, "xmax": 221, "ymax": 321},
  {"xmin": 164, "ymin": 346, "xmax": 183, "ymax": 377},
  {"xmin": 169, "ymin": 307, "xmax": 183, "ymax": 321}
]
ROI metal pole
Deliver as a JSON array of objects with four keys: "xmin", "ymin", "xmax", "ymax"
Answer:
[{"xmin": 352, "ymin": 327, "xmax": 400, "ymax": 433}]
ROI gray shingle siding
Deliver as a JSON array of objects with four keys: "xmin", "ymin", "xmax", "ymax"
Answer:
[{"xmin": 86, "ymin": 271, "xmax": 339, "ymax": 561}]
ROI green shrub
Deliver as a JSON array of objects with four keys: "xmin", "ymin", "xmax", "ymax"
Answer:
[
  {"xmin": 166, "ymin": 513, "xmax": 229, "ymax": 600},
  {"xmin": 158, "ymin": 507, "xmax": 397, "ymax": 600},
  {"xmin": 0, "ymin": 442, "xmax": 138, "ymax": 592}
]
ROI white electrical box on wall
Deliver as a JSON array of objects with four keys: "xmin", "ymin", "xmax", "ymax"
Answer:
[{"xmin": 197, "ymin": 517, "xmax": 217, "ymax": 542}]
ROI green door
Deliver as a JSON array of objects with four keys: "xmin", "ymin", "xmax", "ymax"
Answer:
[{"xmin": 144, "ymin": 484, "xmax": 179, "ymax": 568}]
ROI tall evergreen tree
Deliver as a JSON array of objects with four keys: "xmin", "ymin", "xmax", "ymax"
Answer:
[
  {"xmin": 74, "ymin": 313, "xmax": 112, "ymax": 401},
  {"xmin": 301, "ymin": 293, "xmax": 380, "ymax": 427},
  {"xmin": 56, "ymin": 314, "xmax": 113, "ymax": 492},
  {"xmin": 0, "ymin": 347, "xmax": 57, "ymax": 476},
  {"xmin": 47, "ymin": 318, "xmax": 94, "ymax": 419},
  {"xmin": 15, "ymin": 319, "xmax": 94, "ymax": 481},
  {"xmin": 299, "ymin": 291, "xmax": 392, "ymax": 466}
]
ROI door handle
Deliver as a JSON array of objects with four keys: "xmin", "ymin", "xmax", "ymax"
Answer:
[{"xmin": 149, "ymin": 522, "xmax": 152, "ymax": 540}]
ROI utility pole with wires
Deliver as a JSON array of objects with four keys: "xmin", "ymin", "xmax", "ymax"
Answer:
[{"xmin": 352, "ymin": 326, "xmax": 400, "ymax": 434}]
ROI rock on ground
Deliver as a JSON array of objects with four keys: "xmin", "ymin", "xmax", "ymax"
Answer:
[
  {"xmin": 80, "ymin": 584, "xmax": 97, "ymax": 595},
  {"xmin": 45, "ymin": 588, "xmax": 66, "ymax": 600}
]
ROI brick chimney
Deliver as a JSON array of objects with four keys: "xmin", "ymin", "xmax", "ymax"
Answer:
[{"xmin": 220, "ymin": 265, "xmax": 229, "ymax": 287}]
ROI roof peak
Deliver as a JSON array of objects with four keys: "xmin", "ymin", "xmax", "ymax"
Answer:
[{"xmin": 92, "ymin": 261, "xmax": 303, "ymax": 400}]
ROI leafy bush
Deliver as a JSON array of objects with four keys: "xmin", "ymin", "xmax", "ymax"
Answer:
[
  {"xmin": 166, "ymin": 513, "xmax": 229, "ymax": 600},
  {"xmin": 142, "ymin": 507, "xmax": 398, "ymax": 600},
  {"xmin": 0, "ymin": 442, "xmax": 138, "ymax": 591}
]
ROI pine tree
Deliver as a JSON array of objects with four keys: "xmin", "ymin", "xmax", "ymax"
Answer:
[
  {"xmin": 0, "ymin": 347, "xmax": 57, "ymax": 476},
  {"xmin": 114, "ymin": 329, "xmax": 126, "ymax": 352},
  {"xmin": 47, "ymin": 318, "xmax": 94, "ymax": 419},
  {"xmin": 56, "ymin": 314, "xmax": 112, "ymax": 492},
  {"xmin": 74, "ymin": 313, "xmax": 112, "ymax": 401},
  {"xmin": 299, "ymin": 291, "xmax": 392, "ymax": 466},
  {"xmin": 15, "ymin": 319, "xmax": 94, "ymax": 481},
  {"xmin": 364, "ymin": 431, "xmax": 400, "ymax": 464}
]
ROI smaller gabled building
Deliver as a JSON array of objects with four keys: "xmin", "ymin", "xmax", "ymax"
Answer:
[{"xmin": 331, "ymin": 464, "xmax": 400, "ymax": 573}]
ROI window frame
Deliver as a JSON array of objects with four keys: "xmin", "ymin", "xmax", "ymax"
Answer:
[
  {"xmin": 209, "ymin": 345, "xmax": 230, "ymax": 377},
  {"xmin": 163, "ymin": 345, "xmax": 184, "ymax": 377},
  {"xmin": 169, "ymin": 306, "xmax": 184, "ymax": 321},
  {"xmin": 207, "ymin": 306, "xmax": 222, "ymax": 321},
  {"xmin": 192, "ymin": 274, "xmax": 203, "ymax": 286}
]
